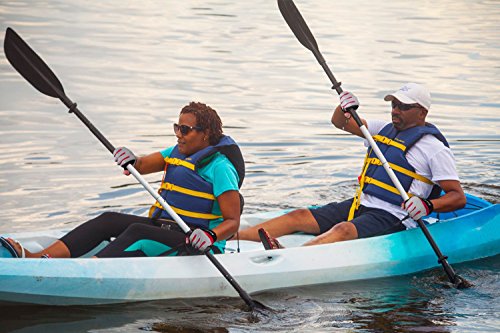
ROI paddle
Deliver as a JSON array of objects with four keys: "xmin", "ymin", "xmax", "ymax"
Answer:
[
  {"xmin": 277, "ymin": 0, "xmax": 472, "ymax": 288},
  {"xmin": 3, "ymin": 27, "xmax": 270, "ymax": 309}
]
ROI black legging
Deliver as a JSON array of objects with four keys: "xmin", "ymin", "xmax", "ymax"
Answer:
[{"xmin": 60, "ymin": 212, "xmax": 188, "ymax": 258}]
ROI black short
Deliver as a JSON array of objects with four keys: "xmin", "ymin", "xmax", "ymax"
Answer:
[{"xmin": 309, "ymin": 198, "xmax": 405, "ymax": 238}]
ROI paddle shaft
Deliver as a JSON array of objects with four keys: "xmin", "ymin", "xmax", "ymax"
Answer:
[
  {"xmin": 357, "ymin": 123, "xmax": 460, "ymax": 284},
  {"xmin": 4, "ymin": 27, "xmax": 260, "ymax": 309},
  {"xmin": 278, "ymin": 0, "xmax": 465, "ymax": 286},
  {"xmin": 69, "ymin": 102, "xmax": 260, "ymax": 309}
]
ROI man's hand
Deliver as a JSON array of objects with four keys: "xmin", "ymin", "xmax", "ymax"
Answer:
[
  {"xmin": 187, "ymin": 228, "xmax": 217, "ymax": 252},
  {"xmin": 113, "ymin": 147, "xmax": 136, "ymax": 175},
  {"xmin": 339, "ymin": 91, "xmax": 359, "ymax": 112},
  {"xmin": 402, "ymin": 196, "xmax": 434, "ymax": 220}
]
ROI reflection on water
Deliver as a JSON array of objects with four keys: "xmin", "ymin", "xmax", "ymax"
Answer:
[
  {"xmin": 0, "ymin": 0, "xmax": 498, "ymax": 232},
  {"xmin": 2, "ymin": 256, "xmax": 498, "ymax": 332},
  {"xmin": 0, "ymin": 0, "xmax": 499, "ymax": 332}
]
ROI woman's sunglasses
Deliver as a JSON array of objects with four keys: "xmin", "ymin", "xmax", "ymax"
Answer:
[
  {"xmin": 173, "ymin": 123, "xmax": 203, "ymax": 136},
  {"xmin": 391, "ymin": 100, "xmax": 422, "ymax": 111}
]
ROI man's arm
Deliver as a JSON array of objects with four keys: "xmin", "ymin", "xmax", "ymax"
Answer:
[
  {"xmin": 431, "ymin": 179, "xmax": 466, "ymax": 212},
  {"xmin": 331, "ymin": 104, "xmax": 368, "ymax": 138},
  {"xmin": 331, "ymin": 91, "xmax": 368, "ymax": 138}
]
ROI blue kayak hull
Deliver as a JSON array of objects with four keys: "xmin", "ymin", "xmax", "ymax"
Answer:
[{"xmin": 0, "ymin": 194, "xmax": 498, "ymax": 305}]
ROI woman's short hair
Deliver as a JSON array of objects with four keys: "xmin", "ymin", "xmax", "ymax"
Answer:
[{"xmin": 180, "ymin": 102, "xmax": 223, "ymax": 145}]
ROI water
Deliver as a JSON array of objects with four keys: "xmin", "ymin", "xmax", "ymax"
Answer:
[{"xmin": 0, "ymin": 0, "xmax": 499, "ymax": 331}]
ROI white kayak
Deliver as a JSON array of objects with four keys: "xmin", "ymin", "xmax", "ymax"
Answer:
[{"xmin": 0, "ymin": 193, "xmax": 499, "ymax": 306}]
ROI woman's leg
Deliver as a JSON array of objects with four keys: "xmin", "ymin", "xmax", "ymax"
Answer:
[
  {"xmin": 6, "ymin": 212, "xmax": 154, "ymax": 258},
  {"xmin": 95, "ymin": 223, "xmax": 186, "ymax": 258},
  {"xmin": 60, "ymin": 212, "xmax": 155, "ymax": 257}
]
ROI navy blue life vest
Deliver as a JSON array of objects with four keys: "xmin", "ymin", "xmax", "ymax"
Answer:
[
  {"xmin": 362, "ymin": 123, "xmax": 449, "ymax": 205},
  {"xmin": 149, "ymin": 135, "xmax": 244, "ymax": 229}
]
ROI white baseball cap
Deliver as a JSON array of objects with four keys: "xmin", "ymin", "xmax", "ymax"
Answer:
[{"xmin": 384, "ymin": 82, "xmax": 431, "ymax": 110}]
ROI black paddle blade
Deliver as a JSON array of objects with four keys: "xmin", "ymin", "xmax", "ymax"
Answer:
[
  {"xmin": 277, "ymin": 0, "xmax": 319, "ymax": 53},
  {"xmin": 4, "ymin": 27, "xmax": 64, "ymax": 98}
]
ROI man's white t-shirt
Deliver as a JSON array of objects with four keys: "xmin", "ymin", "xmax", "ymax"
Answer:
[{"xmin": 359, "ymin": 120, "xmax": 460, "ymax": 228}]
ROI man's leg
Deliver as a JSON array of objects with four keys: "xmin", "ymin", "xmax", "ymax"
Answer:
[
  {"xmin": 305, "ymin": 204, "xmax": 404, "ymax": 246},
  {"xmin": 303, "ymin": 221, "xmax": 358, "ymax": 246},
  {"xmin": 237, "ymin": 208, "xmax": 321, "ymax": 241}
]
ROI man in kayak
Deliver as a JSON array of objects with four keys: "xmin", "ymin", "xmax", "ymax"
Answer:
[
  {"xmin": 237, "ymin": 83, "xmax": 466, "ymax": 249},
  {"xmin": 1, "ymin": 102, "xmax": 244, "ymax": 258}
]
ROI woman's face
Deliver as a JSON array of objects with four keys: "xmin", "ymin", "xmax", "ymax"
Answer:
[{"xmin": 175, "ymin": 112, "xmax": 209, "ymax": 155}]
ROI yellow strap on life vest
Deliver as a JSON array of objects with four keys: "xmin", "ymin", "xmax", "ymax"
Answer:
[
  {"xmin": 347, "ymin": 148, "xmax": 429, "ymax": 220},
  {"xmin": 151, "ymin": 201, "xmax": 222, "ymax": 220},
  {"xmin": 347, "ymin": 184, "xmax": 363, "ymax": 221},
  {"xmin": 373, "ymin": 135, "xmax": 407, "ymax": 152},
  {"xmin": 348, "ymin": 176, "xmax": 415, "ymax": 221},
  {"xmin": 365, "ymin": 158, "xmax": 434, "ymax": 185},
  {"xmin": 148, "ymin": 157, "xmax": 217, "ymax": 219},
  {"xmin": 347, "ymin": 152, "xmax": 371, "ymax": 221},
  {"xmin": 164, "ymin": 157, "xmax": 195, "ymax": 171},
  {"xmin": 348, "ymin": 132, "xmax": 435, "ymax": 220},
  {"xmin": 160, "ymin": 182, "xmax": 216, "ymax": 200},
  {"xmin": 363, "ymin": 176, "xmax": 414, "ymax": 198}
]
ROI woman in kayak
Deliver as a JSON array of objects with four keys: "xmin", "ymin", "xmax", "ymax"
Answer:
[{"xmin": 1, "ymin": 102, "xmax": 244, "ymax": 258}]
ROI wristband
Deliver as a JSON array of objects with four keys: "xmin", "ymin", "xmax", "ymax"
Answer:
[
  {"xmin": 423, "ymin": 198, "xmax": 434, "ymax": 214},
  {"xmin": 203, "ymin": 228, "xmax": 217, "ymax": 242}
]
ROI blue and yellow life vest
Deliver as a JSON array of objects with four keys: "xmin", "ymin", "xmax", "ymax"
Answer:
[
  {"xmin": 348, "ymin": 123, "xmax": 449, "ymax": 220},
  {"xmin": 149, "ymin": 135, "xmax": 245, "ymax": 229}
]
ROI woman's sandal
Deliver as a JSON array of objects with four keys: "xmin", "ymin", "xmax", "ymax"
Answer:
[
  {"xmin": 258, "ymin": 228, "xmax": 284, "ymax": 250},
  {"xmin": 0, "ymin": 236, "xmax": 26, "ymax": 258}
]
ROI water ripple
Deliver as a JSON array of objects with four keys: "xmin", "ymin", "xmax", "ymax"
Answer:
[{"xmin": 0, "ymin": 0, "xmax": 499, "ymax": 331}]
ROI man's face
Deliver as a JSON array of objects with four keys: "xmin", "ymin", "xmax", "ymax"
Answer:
[{"xmin": 390, "ymin": 99, "xmax": 428, "ymax": 130}]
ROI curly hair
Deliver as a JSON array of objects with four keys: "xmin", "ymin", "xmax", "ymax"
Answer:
[{"xmin": 180, "ymin": 102, "xmax": 223, "ymax": 145}]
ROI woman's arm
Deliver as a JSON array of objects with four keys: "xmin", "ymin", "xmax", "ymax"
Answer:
[
  {"xmin": 134, "ymin": 152, "xmax": 166, "ymax": 174},
  {"xmin": 212, "ymin": 190, "xmax": 241, "ymax": 240}
]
